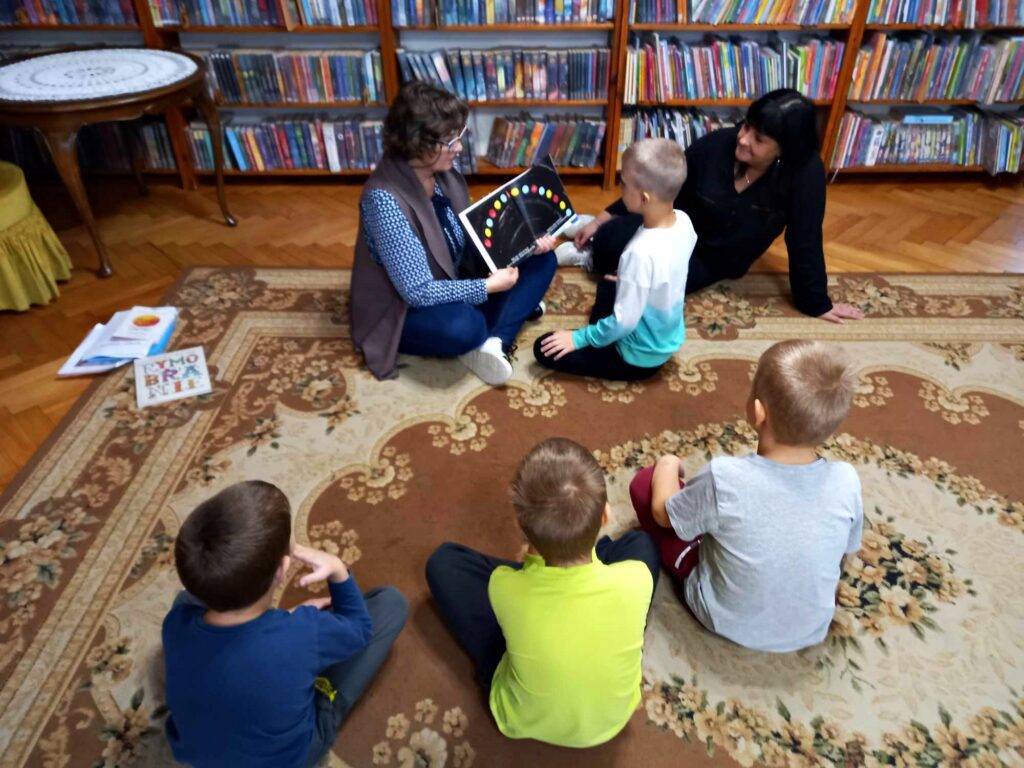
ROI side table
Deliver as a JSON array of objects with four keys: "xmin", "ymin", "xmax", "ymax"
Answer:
[{"xmin": 0, "ymin": 47, "xmax": 235, "ymax": 277}]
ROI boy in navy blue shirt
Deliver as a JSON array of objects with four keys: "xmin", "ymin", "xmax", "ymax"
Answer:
[{"xmin": 163, "ymin": 481, "xmax": 407, "ymax": 767}]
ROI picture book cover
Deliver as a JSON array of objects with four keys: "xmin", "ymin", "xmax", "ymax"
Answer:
[
  {"xmin": 134, "ymin": 346, "xmax": 213, "ymax": 409},
  {"xmin": 458, "ymin": 155, "xmax": 578, "ymax": 273}
]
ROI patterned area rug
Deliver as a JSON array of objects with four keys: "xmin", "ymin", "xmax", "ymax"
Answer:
[{"xmin": 1, "ymin": 268, "xmax": 1022, "ymax": 768}]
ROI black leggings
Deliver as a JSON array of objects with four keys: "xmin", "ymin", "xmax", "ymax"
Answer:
[
  {"xmin": 533, "ymin": 280, "xmax": 663, "ymax": 381},
  {"xmin": 590, "ymin": 213, "xmax": 730, "ymax": 294}
]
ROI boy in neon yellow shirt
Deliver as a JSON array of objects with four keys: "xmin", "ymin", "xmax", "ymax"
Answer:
[{"xmin": 426, "ymin": 437, "xmax": 659, "ymax": 747}]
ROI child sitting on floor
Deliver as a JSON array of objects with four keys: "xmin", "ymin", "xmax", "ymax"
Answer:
[
  {"xmin": 631, "ymin": 340, "xmax": 863, "ymax": 652},
  {"xmin": 425, "ymin": 437, "xmax": 660, "ymax": 747},
  {"xmin": 533, "ymin": 138, "xmax": 697, "ymax": 381},
  {"xmin": 162, "ymin": 481, "xmax": 408, "ymax": 767}
]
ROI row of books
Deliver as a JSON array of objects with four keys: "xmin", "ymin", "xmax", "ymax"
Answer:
[
  {"xmin": 848, "ymin": 32, "xmax": 1024, "ymax": 104},
  {"xmin": 1, "ymin": 0, "xmax": 136, "ymax": 24},
  {"xmin": 864, "ymin": 0, "xmax": 1024, "ymax": 28},
  {"xmin": 0, "ymin": 121, "xmax": 175, "ymax": 172},
  {"xmin": 983, "ymin": 112, "xmax": 1023, "ymax": 171},
  {"xmin": 831, "ymin": 107, "xmax": 984, "ymax": 167},
  {"xmin": 398, "ymin": 47, "xmax": 611, "ymax": 101},
  {"xmin": 617, "ymin": 106, "xmax": 739, "ymax": 166},
  {"xmin": 436, "ymin": 0, "xmax": 613, "ymax": 24},
  {"xmin": 187, "ymin": 116, "xmax": 479, "ymax": 171},
  {"xmin": 391, "ymin": 0, "xmax": 433, "ymax": 24},
  {"xmin": 201, "ymin": 49, "xmax": 385, "ymax": 105},
  {"xmin": 624, "ymin": 35, "xmax": 844, "ymax": 102},
  {"xmin": 294, "ymin": 0, "xmax": 378, "ymax": 25},
  {"xmin": 690, "ymin": 0, "xmax": 854, "ymax": 25},
  {"xmin": 486, "ymin": 114, "xmax": 606, "ymax": 166},
  {"xmin": 180, "ymin": 0, "xmax": 285, "ymax": 26}
]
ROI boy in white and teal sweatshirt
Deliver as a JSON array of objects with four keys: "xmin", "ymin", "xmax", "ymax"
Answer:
[{"xmin": 534, "ymin": 138, "xmax": 696, "ymax": 380}]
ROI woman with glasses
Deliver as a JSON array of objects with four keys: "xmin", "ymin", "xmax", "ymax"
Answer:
[
  {"xmin": 564, "ymin": 89, "xmax": 863, "ymax": 325},
  {"xmin": 351, "ymin": 82, "xmax": 557, "ymax": 384}
]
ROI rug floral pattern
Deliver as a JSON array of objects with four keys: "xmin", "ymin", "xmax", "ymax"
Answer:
[{"xmin": 0, "ymin": 270, "xmax": 1022, "ymax": 768}]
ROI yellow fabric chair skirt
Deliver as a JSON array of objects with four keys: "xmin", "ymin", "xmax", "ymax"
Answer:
[{"xmin": 0, "ymin": 161, "xmax": 73, "ymax": 312}]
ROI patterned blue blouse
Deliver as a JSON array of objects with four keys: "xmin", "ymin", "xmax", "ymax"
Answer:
[{"xmin": 361, "ymin": 184, "xmax": 488, "ymax": 308}]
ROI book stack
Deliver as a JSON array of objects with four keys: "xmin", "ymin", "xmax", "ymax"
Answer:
[
  {"xmin": 391, "ymin": 0, "xmax": 433, "ymax": 25},
  {"xmin": 147, "ymin": 0, "xmax": 181, "ymax": 25},
  {"xmin": 618, "ymin": 106, "xmax": 741, "ymax": 167},
  {"xmin": 981, "ymin": 112, "xmax": 1024, "ymax": 172},
  {"xmin": 866, "ymin": 0, "xmax": 978, "ymax": 27},
  {"xmin": 485, "ymin": 114, "xmax": 606, "ymax": 167},
  {"xmin": 691, "ymin": 0, "xmax": 855, "ymax": 25},
  {"xmin": 59, "ymin": 307, "xmax": 178, "ymax": 378},
  {"xmin": 457, "ymin": 126, "xmax": 479, "ymax": 172},
  {"xmin": 201, "ymin": 49, "xmax": 385, "ymax": 105},
  {"xmin": 2, "ymin": 0, "xmax": 137, "ymax": 24},
  {"xmin": 831, "ymin": 108, "xmax": 983, "ymax": 168},
  {"xmin": 188, "ymin": 117, "xmax": 387, "ymax": 172},
  {"xmin": 437, "ymin": 0, "xmax": 613, "ymax": 24},
  {"xmin": 624, "ymin": 35, "xmax": 844, "ymax": 103},
  {"xmin": 181, "ymin": 0, "xmax": 284, "ymax": 26},
  {"xmin": 629, "ymin": 0, "xmax": 680, "ymax": 23},
  {"xmin": 294, "ymin": 0, "xmax": 379, "ymax": 25},
  {"xmin": 397, "ymin": 47, "xmax": 612, "ymax": 101},
  {"xmin": 849, "ymin": 33, "xmax": 1024, "ymax": 104}
]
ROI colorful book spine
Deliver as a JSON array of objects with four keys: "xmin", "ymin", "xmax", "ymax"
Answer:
[
  {"xmin": 182, "ymin": 0, "xmax": 282, "ymax": 26},
  {"xmin": 618, "ymin": 106, "xmax": 741, "ymax": 167},
  {"xmin": 437, "ymin": 0, "xmax": 612, "ymax": 23},
  {"xmin": 689, "ymin": 0, "xmax": 853, "ymax": 24},
  {"xmin": 485, "ymin": 114, "xmax": 606, "ymax": 167},
  {"xmin": 3, "ymin": 0, "xmax": 138, "ymax": 23}
]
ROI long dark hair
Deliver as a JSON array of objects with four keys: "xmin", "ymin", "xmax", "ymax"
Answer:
[{"xmin": 738, "ymin": 89, "xmax": 819, "ymax": 198}]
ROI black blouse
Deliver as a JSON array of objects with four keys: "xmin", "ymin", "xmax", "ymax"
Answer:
[{"xmin": 608, "ymin": 126, "xmax": 832, "ymax": 316}]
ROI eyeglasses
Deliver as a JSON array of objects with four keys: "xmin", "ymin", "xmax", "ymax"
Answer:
[{"xmin": 438, "ymin": 125, "xmax": 468, "ymax": 152}]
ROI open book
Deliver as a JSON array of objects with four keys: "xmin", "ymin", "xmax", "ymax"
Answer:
[
  {"xmin": 458, "ymin": 156, "xmax": 578, "ymax": 273},
  {"xmin": 58, "ymin": 307, "xmax": 178, "ymax": 378}
]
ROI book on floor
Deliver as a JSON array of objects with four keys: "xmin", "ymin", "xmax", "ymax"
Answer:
[
  {"xmin": 58, "ymin": 306, "xmax": 178, "ymax": 378},
  {"xmin": 458, "ymin": 155, "xmax": 578, "ymax": 273},
  {"xmin": 134, "ymin": 346, "xmax": 213, "ymax": 409}
]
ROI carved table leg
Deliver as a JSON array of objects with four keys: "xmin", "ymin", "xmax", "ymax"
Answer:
[
  {"xmin": 193, "ymin": 89, "xmax": 237, "ymax": 227},
  {"xmin": 40, "ymin": 127, "xmax": 114, "ymax": 278}
]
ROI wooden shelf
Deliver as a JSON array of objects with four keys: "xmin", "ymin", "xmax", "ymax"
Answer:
[
  {"xmin": 425, "ymin": 22, "xmax": 614, "ymax": 30},
  {"xmin": 219, "ymin": 101, "xmax": 386, "ymax": 108},
  {"xmin": 471, "ymin": 159, "xmax": 603, "ymax": 175},
  {"xmin": 465, "ymin": 99, "xmax": 607, "ymax": 107},
  {"xmin": 2, "ymin": 23, "xmax": 141, "ymax": 30},
  {"xmin": 196, "ymin": 168, "xmax": 369, "ymax": 176},
  {"xmin": 847, "ymin": 98, "xmax": 1024, "ymax": 105},
  {"xmin": 835, "ymin": 163, "xmax": 985, "ymax": 173},
  {"xmin": 633, "ymin": 97, "xmax": 831, "ymax": 106},
  {"xmin": 177, "ymin": 24, "xmax": 288, "ymax": 32},
  {"xmin": 863, "ymin": 23, "xmax": 1024, "ymax": 31},
  {"xmin": 630, "ymin": 22, "xmax": 851, "ymax": 30}
]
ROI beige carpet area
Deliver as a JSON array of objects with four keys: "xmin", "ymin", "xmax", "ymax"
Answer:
[{"xmin": 0, "ymin": 267, "xmax": 1022, "ymax": 767}]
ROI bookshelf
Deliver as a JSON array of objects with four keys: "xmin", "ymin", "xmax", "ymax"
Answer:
[{"xmin": 2, "ymin": 0, "xmax": 1022, "ymax": 186}]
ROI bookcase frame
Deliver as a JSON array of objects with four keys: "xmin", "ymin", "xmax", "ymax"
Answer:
[{"xmin": 4, "ymin": 0, "xmax": 1023, "ymax": 188}]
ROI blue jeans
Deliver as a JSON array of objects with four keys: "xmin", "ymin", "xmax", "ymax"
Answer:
[
  {"xmin": 399, "ymin": 251, "xmax": 556, "ymax": 357},
  {"xmin": 425, "ymin": 533, "xmax": 660, "ymax": 691}
]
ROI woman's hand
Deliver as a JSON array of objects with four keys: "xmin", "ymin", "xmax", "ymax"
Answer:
[
  {"xmin": 539, "ymin": 330, "xmax": 577, "ymax": 361},
  {"xmin": 533, "ymin": 235, "xmax": 557, "ymax": 254},
  {"xmin": 485, "ymin": 267, "xmax": 519, "ymax": 294},
  {"xmin": 819, "ymin": 303, "xmax": 864, "ymax": 324}
]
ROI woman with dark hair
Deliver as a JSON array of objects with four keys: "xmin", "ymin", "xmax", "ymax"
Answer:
[
  {"xmin": 351, "ymin": 82, "xmax": 556, "ymax": 383},
  {"xmin": 565, "ymin": 89, "xmax": 863, "ymax": 324}
]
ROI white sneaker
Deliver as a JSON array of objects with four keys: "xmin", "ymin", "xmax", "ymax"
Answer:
[
  {"xmin": 555, "ymin": 241, "xmax": 593, "ymax": 270},
  {"xmin": 559, "ymin": 213, "xmax": 595, "ymax": 239},
  {"xmin": 459, "ymin": 336, "xmax": 513, "ymax": 386}
]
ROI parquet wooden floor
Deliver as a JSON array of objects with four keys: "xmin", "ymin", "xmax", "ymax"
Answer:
[{"xmin": 1, "ymin": 175, "xmax": 1023, "ymax": 491}]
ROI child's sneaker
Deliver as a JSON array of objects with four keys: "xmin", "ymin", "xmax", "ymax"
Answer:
[
  {"xmin": 555, "ymin": 242, "xmax": 593, "ymax": 270},
  {"xmin": 527, "ymin": 301, "xmax": 546, "ymax": 321},
  {"xmin": 559, "ymin": 213, "xmax": 595, "ymax": 239},
  {"xmin": 459, "ymin": 336, "xmax": 513, "ymax": 386}
]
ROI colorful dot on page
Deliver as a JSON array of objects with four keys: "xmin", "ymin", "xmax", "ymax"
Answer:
[
  {"xmin": 553, "ymin": 194, "xmax": 559, "ymax": 203},
  {"xmin": 494, "ymin": 201, "xmax": 502, "ymax": 210},
  {"xmin": 484, "ymin": 228, "xmax": 491, "ymax": 237},
  {"xmin": 521, "ymin": 185, "xmax": 529, "ymax": 194},
  {"xmin": 559, "ymin": 201, "xmax": 566, "ymax": 210},
  {"xmin": 546, "ymin": 190, "xmax": 552, "ymax": 198},
  {"xmin": 484, "ymin": 239, "xmax": 492, "ymax": 248},
  {"xmin": 511, "ymin": 187, "xmax": 519, "ymax": 196},
  {"xmin": 566, "ymin": 208, "xmax": 572, "ymax": 216},
  {"xmin": 530, "ymin": 185, "xmax": 538, "ymax": 193},
  {"xmin": 539, "ymin": 186, "xmax": 546, "ymax": 195},
  {"xmin": 486, "ymin": 217, "xmax": 493, "ymax": 226},
  {"xmin": 500, "ymin": 193, "xmax": 507, "ymax": 203},
  {"xmin": 488, "ymin": 209, "xmax": 496, "ymax": 218}
]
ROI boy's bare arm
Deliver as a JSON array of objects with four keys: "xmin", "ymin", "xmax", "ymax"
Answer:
[{"xmin": 650, "ymin": 455, "xmax": 684, "ymax": 528}]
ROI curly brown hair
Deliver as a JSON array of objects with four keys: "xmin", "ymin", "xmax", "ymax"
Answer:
[{"xmin": 383, "ymin": 81, "xmax": 469, "ymax": 162}]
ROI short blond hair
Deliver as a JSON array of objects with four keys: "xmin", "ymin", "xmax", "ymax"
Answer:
[
  {"xmin": 621, "ymin": 138, "xmax": 687, "ymax": 203},
  {"xmin": 751, "ymin": 340, "xmax": 855, "ymax": 446},
  {"xmin": 510, "ymin": 438, "xmax": 606, "ymax": 563}
]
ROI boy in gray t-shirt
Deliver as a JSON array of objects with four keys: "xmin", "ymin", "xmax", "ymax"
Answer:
[{"xmin": 630, "ymin": 340, "xmax": 863, "ymax": 653}]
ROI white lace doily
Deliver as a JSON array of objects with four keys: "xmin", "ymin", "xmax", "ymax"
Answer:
[{"xmin": 0, "ymin": 49, "xmax": 198, "ymax": 102}]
